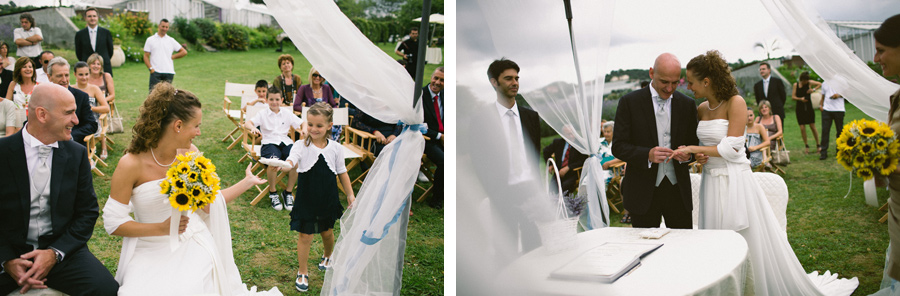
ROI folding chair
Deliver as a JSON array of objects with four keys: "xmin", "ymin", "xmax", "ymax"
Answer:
[
  {"xmin": 221, "ymin": 81, "xmax": 257, "ymax": 146},
  {"xmin": 766, "ymin": 136, "xmax": 787, "ymax": 175},
  {"xmin": 605, "ymin": 162, "xmax": 626, "ymax": 214},
  {"xmin": 104, "ymin": 101, "xmax": 117, "ymax": 147},
  {"xmin": 415, "ymin": 136, "xmax": 437, "ymax": 202},
  {"xmin": 753, "ymin": 146, "xmax": 772, "ymax": 172},
  {"xmin": 84, "ymin": 114, "xmax": 108, "ymax": 176}
]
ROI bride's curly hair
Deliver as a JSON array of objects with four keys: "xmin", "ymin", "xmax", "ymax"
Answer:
[
  {"xmin": 126, "ymin": 82, "xmax": 202, "ymax": 154},
  {"xmin": 686, "ymin": 50, "xmax": 738, "ymax": 101}
]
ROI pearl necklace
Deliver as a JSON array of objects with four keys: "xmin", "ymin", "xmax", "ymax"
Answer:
[
  {"xmin": 150, "ymin": 148, "xmax": 175, "ymax": 167},
  {"xmin": 707, "ymin": 99, "xmax": 724, "ymax": 111}
]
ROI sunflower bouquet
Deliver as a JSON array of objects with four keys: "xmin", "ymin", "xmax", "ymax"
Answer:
[
  {"xmin": 835, "ymin": 119, "xmax": 900, "ymax": 180},
  {"xmin": 160, "ymin": 151, "xmax": 222, "ymax": 212}
]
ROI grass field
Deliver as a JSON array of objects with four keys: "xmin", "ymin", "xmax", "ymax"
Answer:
[
  {"xmin": 68, "ymin": 43, "xmax": 444, "ymax": 295},
  {"xmin": 540, "ymin": 97, "xmax": 890, "ymax": 295}
]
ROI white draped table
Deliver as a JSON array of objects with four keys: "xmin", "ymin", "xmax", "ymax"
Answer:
[{"xmin": 496, "ymin": 227, "xmax": 753, "ymax": 296}]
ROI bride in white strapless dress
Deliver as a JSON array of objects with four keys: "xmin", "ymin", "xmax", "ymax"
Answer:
[
  {"xmin": 675, "ymin": 51, "xmax": 858, "ymax": 296},
  {"xmin": 101, "ymin": 83, "xmax": 282, "ymax": 295}
]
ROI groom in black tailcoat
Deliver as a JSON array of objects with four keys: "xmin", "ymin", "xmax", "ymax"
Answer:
[
  {"xmin": 612, "ymin": 53, "xmax": 700, "ymax": 229},
  {"xmin": 0, "ymin": 84, "xmax": 118, "ymax": 296}
]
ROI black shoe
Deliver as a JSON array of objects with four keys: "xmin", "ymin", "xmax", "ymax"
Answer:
[
  {"xmin": 283, "ymin": 191, "xmax": 294, "ymax": 211},
  {"xmin": 820, "ymin": 153, "xmax": 828, "ymax": 160}
]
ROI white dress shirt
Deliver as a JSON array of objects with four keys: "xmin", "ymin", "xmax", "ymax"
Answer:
[
  {"xmin": 35, "ymin": 68, "xmax": 50, "ymax": 84},
  {"xmin": 248, "ymin": 107, "xmax": 304, "ymax": 145},
  {"xmin": 495, "ymin": 101, "xmax": 532, "ymax": 185},
  {"xmin": 88, "ymin": 25, "xmax": 98, "ymax": 51}
]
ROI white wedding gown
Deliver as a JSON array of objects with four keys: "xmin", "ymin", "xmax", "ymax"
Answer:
[
  {"xmin": 106, "ymin": 179, "xmax": 282, "ymax": 296},
  {"xmin": 697, "ymin": 119, "xmax": 858, "ymax": 296}
]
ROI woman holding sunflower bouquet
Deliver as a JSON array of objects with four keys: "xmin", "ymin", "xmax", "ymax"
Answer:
[{"xmin": 101, "ymin": 82, "xmax": 282, "ymax": 295}]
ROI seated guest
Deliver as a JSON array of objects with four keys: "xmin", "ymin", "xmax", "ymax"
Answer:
[
  {"xmin": 352, "ymin": 109, "xmax": 400, "ymax": 158},
  {"xmin": 5, "ymin": 57, "xmax": 38, "ymax": 116},
  {"xmin": 0, "ymin": 98, "xmax": 17, "ymax": 136},
  {"xmin": 542, "ymin": 136, "xmax": 587, "ymax": 195},
  {"xmin": 294, "ymin": 67, "xmax": 336, "ymax": 110},
  {"xmin": 755, "ymin": 100, "xmax": 783, "ymax": 151},
  {"xmin": 422, "ymin": 67, "xmax": 444, "ymax": 209},
  {"xmin": 242, "ymin": 79, "xmax": 268, "ymax": 112},
  {"xmin": 46, "ymin": 57, "xmax": 97, "ymax": 147},
  {"xmin": 745, "ymin": 107, "xmax": 771, "ymax": 168},
  {"xmin": 273, "ymin": 54, "xmax": 301, "ymax": 105},
  {"xmin": 599, "ymin": 121, "xmax": 627, "ymax": 222},
  {"xmin": 34, "ymin": 51, "xmax": 53, "ymax": 84},
  {"xmin": 0, "ymin": 83, "xmax": 119, "ymax": 296}
]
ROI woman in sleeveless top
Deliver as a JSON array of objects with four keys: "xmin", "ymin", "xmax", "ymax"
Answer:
[
  {"xmin": 745, "ymin": 107, "xmax": 770, "ymax": 168},
  {"xmin": 87, "ymin": 54, "xmax": 115, "ymax": 159},
  {"xmin": 791, "ymin": 71, "xmax": 821, "ymax": 153},
  {"xmin": 756, "ymin": 100, "xmax": 782, "ymax": 151}
]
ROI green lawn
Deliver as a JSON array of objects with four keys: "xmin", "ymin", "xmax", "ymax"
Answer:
[
  {"xmin": 74, "ymin": 44, "xmax": 443, "ymax": 295},
  {"xmin": 544, "ymin": 99, "xmax": 890, "ymax": 295}
]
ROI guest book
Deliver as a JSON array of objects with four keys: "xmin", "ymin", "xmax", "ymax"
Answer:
[{"xmin": 549, "ymin": 242, "xmax": 663, "ymax": 283}]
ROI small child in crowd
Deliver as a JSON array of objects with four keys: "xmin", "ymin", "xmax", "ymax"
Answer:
[
  {"xmin": 242, "ymin": 79, "xmax": 269, "ymax": 112},
  {"xmin": 281, "ymin": 102, "xmax": 356, "ymax": 292},
  {"xmin": 243, "ymin": 86, "xmax": 305, "ymax": 211}
]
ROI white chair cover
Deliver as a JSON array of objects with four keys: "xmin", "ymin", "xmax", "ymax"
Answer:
[
  {"xmin": 264, "ymin": 0, "xmax": 425, "ymax": 295},
  {"xmin": 473, "ymin": 0, "xmax": 617, "ymax": 229},
  {"xmin": 758, "ymin": 0, "xmax": 898, "ymax": 121}
]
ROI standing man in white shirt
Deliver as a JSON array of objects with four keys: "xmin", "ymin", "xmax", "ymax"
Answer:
[
  {"xmin": 13, "ymin": 13, "xmax": 42, "ymax": 61},
  {"xmin": 818, "ymin": 80, "xmax": 845, "ymax": 160},
  {"xmin": 143, "ymin": 19, "xmax": 187, "ymax": 91},
  {"xmin": 75, "ymin": 8, "xmax": 114, "ymax": 76}
]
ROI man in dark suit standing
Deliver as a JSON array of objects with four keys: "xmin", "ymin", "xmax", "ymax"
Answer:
[
  {"xmin": 74, "ymin": 8, "xmax": 114, "ymax": 76},
  {"xmin": 612, "ymin": 53, "xmax": 701, "ymax": 229},
  {"xmin": 421, "ymin": 67, "xmax": 444, "ymax": 209},
  {"xmin": 46, "ymin": 57, "xmax": 97, "ymax": 147},
  {"xmin": 754, "ymin": 62, "xmax": 787, "ymax": 121},
  {"xmin": 0, "ymin": 84, "xmax": 118, "ymax": 296}
]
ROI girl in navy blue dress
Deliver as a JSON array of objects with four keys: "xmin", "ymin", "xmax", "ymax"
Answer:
[{"xmin": 281, "ymin": 102, "xmax": 356, "ymax": 292}]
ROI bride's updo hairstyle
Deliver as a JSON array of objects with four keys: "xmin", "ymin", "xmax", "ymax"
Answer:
[
  {"xmin": 126, "ymin": 82, "xmax": 202, "ymax": 154},
  {"xmin": 686, "ymin": 50, "xmax": 738, "ymax": 101}
]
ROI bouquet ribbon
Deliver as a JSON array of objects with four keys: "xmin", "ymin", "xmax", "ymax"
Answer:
[{"xmin": 169, "ymin": 208, "xmax": 187, "ymax": 251}]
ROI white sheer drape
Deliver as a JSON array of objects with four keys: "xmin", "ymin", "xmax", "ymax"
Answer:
[
  {"xmin": 264, "ymin": 1, "xmax": 424, "ymax": 295},
  {"xmin": 476, "ymin": 0, "xmax": 617, "ymax": 228},
  {"xmin": 758, "ymin": 0, "xmax": 898, "ymax": 121}
]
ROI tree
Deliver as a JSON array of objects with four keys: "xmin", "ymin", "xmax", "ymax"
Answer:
[{"xmin": 755, "ymin": 38, "xmax": 782, "ymax": 60}]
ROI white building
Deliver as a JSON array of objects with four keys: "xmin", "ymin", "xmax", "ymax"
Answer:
[
  {"xmin": 827, "ymin": 21, "xmax": 881, "ymax": 63},
  {"xmin": 45, "ymin": 0, "xmax": 274, "ymax": 28}
]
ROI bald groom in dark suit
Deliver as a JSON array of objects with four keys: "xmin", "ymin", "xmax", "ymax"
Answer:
[{"xmin": 0, "ymin": 84, "xmax": 117, "ymax": 296}]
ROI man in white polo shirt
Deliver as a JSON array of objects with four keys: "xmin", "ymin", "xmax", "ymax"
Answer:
[
  {"xmin": 143, "ymin": 19, "xmax": 187, "ymax": 91},
  {"xmin": 818, "ymin": 80, "xmax": 845, "ymax": 160}
]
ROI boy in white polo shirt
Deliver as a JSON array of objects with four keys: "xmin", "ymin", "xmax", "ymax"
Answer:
[
  {"xmin": 143, "ymin": 19, "xmax": 187, "ymax": 91},
  {"xmin": 244, "ymin": 87, "xmax": 306, "ymax": 210}
]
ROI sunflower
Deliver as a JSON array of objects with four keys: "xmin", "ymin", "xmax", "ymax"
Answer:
[
  {"xmin": 853, "ymin": 154, "xmax": 868, "ymax": 168},
  {"xmin": 176, "ymin": 162, "xmax": 191, "ymax": 174},
  {"xmin": 172, "ymin": 178, "xmax": 187, "ymax": 190},
  {"xmin": 176, "ymin": 152, "xmax": 193, "ymax": 163},
  {"xmin": 876, "ymin": 122, "xmax": 893, "ymax": 137},
  {"xmin": 160, "ymin": 180, "xmax": 171, "ymax": 194},
  {"xmin": 874, "ymin": 154, "xmax": 887, "ymax": 167},
  {"xmin": 166, "ymin": 166, "xmax": 180, "ymax": 180},
  {"xmin": 189, "ymin": 186, "xmax": 205, "ymax": 199},
  {"xmin": 890, "ymin": 142, "xmax": 900, "ymax": 155},
  {"xmin": 188, "ymin": 171, "xmax": 200, "ymax": 182},
  {"xmin": 881, "ymin": 157, "xmax": 899, "ymax": 176},
  {"xmin": 860, "ymin": 142, "xmax": 875, "ymax": 155},
  {"xmin": 196, "ymin": 156, "xmax": 214, "ymax": 172},
  {"xmin": 169, "ymin": 189, "xmax": 192, "ymax": 212},
  {"xmin": 838, "ymin": 157, "xmax": 854, "ymax": 171},
  {"xmin": 857, "ymin": 167, "xmax": 874, "ymax": 180},
  {"xmin": 876, "ymin": 138, "xmax": 889, "ymax": 150}
]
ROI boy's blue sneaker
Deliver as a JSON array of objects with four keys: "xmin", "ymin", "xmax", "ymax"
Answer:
[
  {"xmin": 295, "ymin": 273, "xmax": 309, "ymax": 292},
  {"xmin": 270, "ymin": 192, "xmax": 283, "ymax": 211}
]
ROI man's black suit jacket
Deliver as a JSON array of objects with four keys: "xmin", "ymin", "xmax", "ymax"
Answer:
[
  {"xmin": 754, "ymin": 76, "xmax": 787, "ymax": 120},
  {"xmin": 611, "ymin": 87, "xmax": 698, "ymax": 215},
  {"xmin": 69, "ymin": 86, "xmax": 98, "ymax": 147},
  {"xmin": 75, "ymin": 26, "xmax": 114, "ymax": 75},
  {"xmin": 518, "ymin": 104, "xmax": 541, "ymax": 156},
  {"xmin": 0, "ymin": 131, "xmax": 99, "ymax": 265},
  {"xmin": 421, "ymin": 85, "xmax": 443, "ymax": 146}
]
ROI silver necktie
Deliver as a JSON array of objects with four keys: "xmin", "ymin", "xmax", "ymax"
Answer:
[{"xmin": 33, "ymin": 145, "xmax": 52, "ymax": 193}]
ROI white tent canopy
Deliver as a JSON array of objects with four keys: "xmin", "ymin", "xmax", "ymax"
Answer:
[{"xmin": 413, "ymin": 13, "xmax": 444, "ymax": 24}]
